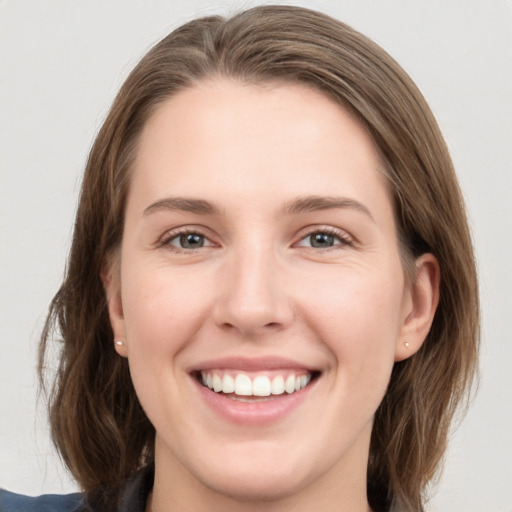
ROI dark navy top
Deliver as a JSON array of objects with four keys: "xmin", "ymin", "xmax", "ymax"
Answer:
[
  {"xmin": 0, "ymin": 491, "xmax": 84, "ymax": 512},
  {"xmin": 0, "ymin": 464, "xmax": 153, "ymax": 512}
]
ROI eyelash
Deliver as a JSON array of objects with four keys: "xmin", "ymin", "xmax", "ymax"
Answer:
[
  {"xmin": 296, "ymin": 226, "xmax": 354, "ymax": 250},
  {"xmin": 159, "ymin": 226, "xmax": 353, "ymax": 253},
  {"xmin": 159, "ymin": 228, "xmax": 216, "ymax": 253}
]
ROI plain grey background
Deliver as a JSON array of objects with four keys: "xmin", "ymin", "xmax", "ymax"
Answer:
[{"xmin": 1, "ymin": 1, "xmax": 511, "ymax": 510}]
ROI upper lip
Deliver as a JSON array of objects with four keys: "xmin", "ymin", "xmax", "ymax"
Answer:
[{"xmin": 189, "ymin": 356, "xmax": 320, "ymax": 373}]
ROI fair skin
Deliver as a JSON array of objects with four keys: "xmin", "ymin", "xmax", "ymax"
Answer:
[{"xmin": 104, "ymin": 79, "xmax": 439, "ymax": 512}]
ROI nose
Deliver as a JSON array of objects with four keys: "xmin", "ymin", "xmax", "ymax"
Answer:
[{"xmin": 212, "ymin": 245, "xmax": 293, "ymax": 337}]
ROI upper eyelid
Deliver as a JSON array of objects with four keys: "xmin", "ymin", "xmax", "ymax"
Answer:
[
  {"xmin": 158, "ymin": 226, "xmax": 217, "ymax": 246},
  {"xmin": 294, "ymin": 225, "xmax": 354, "ymax": 243}
]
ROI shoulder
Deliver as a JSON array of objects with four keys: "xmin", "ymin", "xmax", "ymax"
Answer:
[
  {"xmin": 0, "ymin": 463, "xmax": 153, "ymax": 512},
  {"xmin": 0, "ymin": 489, "xmax": 86, "ymax": 512}
]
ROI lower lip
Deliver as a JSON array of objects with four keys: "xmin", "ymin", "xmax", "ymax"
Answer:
[{"xmin": 192, "ymin": 376, "xmax": 316, "ymax": 425}]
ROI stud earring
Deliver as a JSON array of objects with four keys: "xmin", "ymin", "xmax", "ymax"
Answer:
[
  {"xmin": 115, "ymin": 340, "xmax": 124, "ymax": 346},
  {"xmin": 404, "ymin": 341, "xmax": 410, "ymax": 348}
]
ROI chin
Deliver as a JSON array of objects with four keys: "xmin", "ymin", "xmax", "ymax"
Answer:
[{"xmin": 197, "ymin": 465, "xmax": 308, "ymax": 504}]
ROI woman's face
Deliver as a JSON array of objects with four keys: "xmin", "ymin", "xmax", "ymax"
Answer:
[{"xmin": 106, "ymin": 79, "xmax": 435, "ymax": 506}]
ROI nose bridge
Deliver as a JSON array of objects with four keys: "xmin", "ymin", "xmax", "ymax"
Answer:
[{"xmin": 214, "ymin": 236, "xmax": 292, "ymax": 334}]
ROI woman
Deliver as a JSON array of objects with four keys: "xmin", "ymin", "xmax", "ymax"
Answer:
[{"xmin": 1, "ymin": 5, "xmax": 479, "ymax": 512}]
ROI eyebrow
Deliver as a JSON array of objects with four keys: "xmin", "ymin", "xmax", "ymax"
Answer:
[
  {"xmin": 143, "ymin": 197, "xmax": 221, "ymax": 216},
  {"xmin": 283, "ymin": 195, "xmax": 374, "ymax": 221},
  {"xmin": 143, "ymin": 195, "xmax": 373, "ymax": 220}
]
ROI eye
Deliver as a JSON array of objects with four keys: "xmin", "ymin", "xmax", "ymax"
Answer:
[
  {"xmin": 296, "ymin": 229, "xmax": 352, "ymax": 249},
  {"xmin": 174, "ymin": 233, "xmax": 205, "ymax": 249},
  {"xmin": 162, "ymin": 230, "xmax": 215, "ymax": 251}
]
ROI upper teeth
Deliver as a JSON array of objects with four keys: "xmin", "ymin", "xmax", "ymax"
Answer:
[{"xmin": 201, "ymin": 372, "xmax": 311, "ymax": 396}]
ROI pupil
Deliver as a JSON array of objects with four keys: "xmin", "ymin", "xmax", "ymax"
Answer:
[
  {"xmin": 180, "ymin": 233, "xmax": 203, "ymax": 248},
  {"xmin": 311, "ymin": 233, "xmax": 334, "ymax": 248}
]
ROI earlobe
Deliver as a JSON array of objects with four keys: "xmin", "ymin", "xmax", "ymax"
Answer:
[
  {"xmin": 395, "ymin": 253, "xmax": 440, "ymax": 362},
  {"xmin": 101, "ymin": 255, "xmax": 128, "ymax": 357}
]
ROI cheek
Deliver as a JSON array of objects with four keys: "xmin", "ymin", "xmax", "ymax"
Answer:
[
  {"xmin": 300, "ymin": 264, "xmax": 404, "ymax": 341},
  {"xmin": 118, "ymin": 263, "xmax": 212, "ymax": 425},
  {"xmin": 120, "ymin": 262, "xmax": 212, "ymax": 355},
  {"xmin": 296, "ymin": 263, "xmax": 404, "ymax": 388}
]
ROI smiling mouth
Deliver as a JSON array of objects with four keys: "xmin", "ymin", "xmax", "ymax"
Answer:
[{"xmin": 195, "ymin": 370, "xmax": 320, "ymax": 401}]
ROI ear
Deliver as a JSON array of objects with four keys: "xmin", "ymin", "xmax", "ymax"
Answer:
[
  {"xmin": 101, "ymin": 253, "xmax": 128, "ymax": 357},
  {"xmin": 395, "ymin": 253, "xmax": 440, "ymax": 362}
]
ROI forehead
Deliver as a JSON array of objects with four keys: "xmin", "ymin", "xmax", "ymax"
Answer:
[{"xmin": 128, "ymin": 78, "xmax": 392, "ymax": 216}]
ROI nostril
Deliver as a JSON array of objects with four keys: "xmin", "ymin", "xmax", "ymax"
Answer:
[{"xmin": 218, "ymin": 320, "xmax": 283, "ymax": 335}]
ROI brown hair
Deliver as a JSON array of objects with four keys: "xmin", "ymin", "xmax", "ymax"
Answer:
[{"xmin": 39, "ymin": 5, "xmax": 479, "ymax": 511}]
